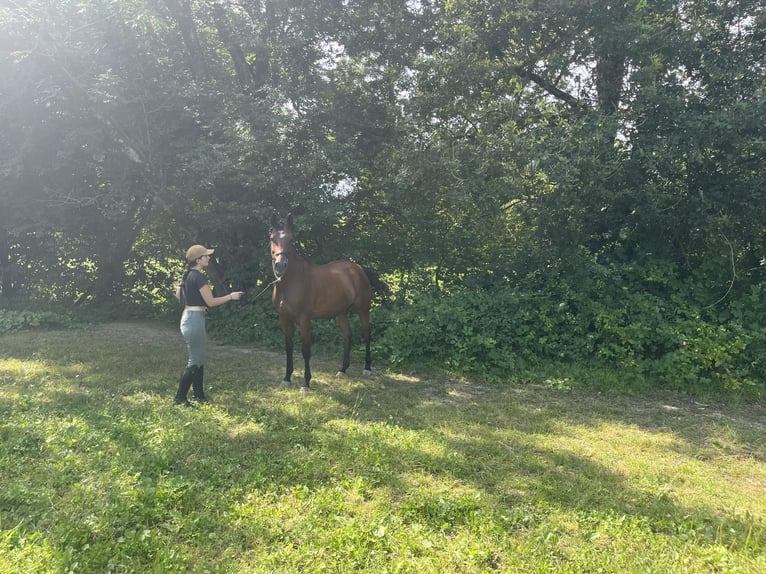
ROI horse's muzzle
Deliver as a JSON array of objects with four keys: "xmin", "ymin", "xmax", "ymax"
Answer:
[{"xmin": 273, "ymin": 256, "xmax": 288, "ymax": 277}]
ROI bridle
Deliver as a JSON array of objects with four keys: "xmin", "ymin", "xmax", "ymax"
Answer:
[
  {"xmin": 270, "ymin": 226, "xmax": 300, "ymax": 280},
  {"xmin": 271, "ymin": 230, "xmax": 291, "ymax": 278},
  {"xmin": 245, "ymin": 226, "xmax": 291, "ymax": 300}
]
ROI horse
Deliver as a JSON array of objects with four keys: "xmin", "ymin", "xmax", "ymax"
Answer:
[{"xmin": 269, "ymin": 214, "xmax": 372, "ymax": 391}]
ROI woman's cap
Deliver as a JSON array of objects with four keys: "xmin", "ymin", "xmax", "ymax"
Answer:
[{"xmin": 186, "ymin": 245, "xmax": 215, "ymax": 261}]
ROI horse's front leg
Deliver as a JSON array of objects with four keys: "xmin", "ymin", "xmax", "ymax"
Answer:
[
  {"xmin": 299, "ymin": 318, "xmax": 312, "ymax": 391},
  {"xmin": 280, "ymin": 318, "xmax": 295, "ymax": 387}
]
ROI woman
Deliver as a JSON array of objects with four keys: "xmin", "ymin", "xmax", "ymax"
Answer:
[{"xmin": 174, "ymin": 244, "xmax": 244, "ymax": 406}]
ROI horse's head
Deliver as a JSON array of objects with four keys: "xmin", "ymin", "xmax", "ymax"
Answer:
[{"xmin": 269, "ymin": 213, "xmax": 294, "ymax": 278}]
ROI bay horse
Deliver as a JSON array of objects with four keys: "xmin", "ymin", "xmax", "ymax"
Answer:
[{"xmin": 269, "ymin": 214, "xmax": 372, "ymax": 391}]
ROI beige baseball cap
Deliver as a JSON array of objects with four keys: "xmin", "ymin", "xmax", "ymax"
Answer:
[{"xmin": 185, "ymin": 244, "xmax": 215, "ymax": 262}]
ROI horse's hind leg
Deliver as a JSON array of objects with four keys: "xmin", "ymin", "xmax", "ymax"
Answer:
[
  {"xmin": 335, "ymin": 314, "xmax": 352, "ymax": 376},
  {"xmin": 359, "ymin": 308, "xmax": 372, "ymax": 376}
]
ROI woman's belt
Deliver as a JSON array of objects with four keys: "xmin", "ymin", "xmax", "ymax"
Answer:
[{"xmin": 184, "ymin": 306, "xmax": 207, "ymax": 311}]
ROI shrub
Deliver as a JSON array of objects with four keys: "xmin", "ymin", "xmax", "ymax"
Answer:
[
  {"xmin": 374, "ymin": 284, "xmax": 762, "ymax": 393},
  {"xmin": 643, "ymin": 319, "xmax": 759, "ymax": 391},
  {"xmin": 0, "ymin": 309, "xmax": 74, "ymax": 334},
  {"xmin": 375, "ymin": 288, "xmax": 590, "ymax": 380}
]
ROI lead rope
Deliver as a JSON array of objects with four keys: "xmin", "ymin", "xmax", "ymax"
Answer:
[{"xmin": 249, "ymin": 277, "xmax": 281, "ymax": 300}]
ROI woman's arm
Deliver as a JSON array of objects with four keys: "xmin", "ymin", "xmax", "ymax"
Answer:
[{"xmin": 199, "ymin": 284, "xmax": 244, "ymax": 307}]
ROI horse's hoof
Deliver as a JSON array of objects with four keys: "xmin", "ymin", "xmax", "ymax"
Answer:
[
  {"xmin": 362, "ymin": 369, "xmax": 372, "ymax": 377},
  {"xmin": 299, "ymin": 386, "xmax": 310, "ymax": 393},
  {"xmin": 336, "ymin": 370, "xmax": 347, "ymax": 377},
  {"xmin": 279, "ymin": 380, "xmax": 291, "ymax": 388}
]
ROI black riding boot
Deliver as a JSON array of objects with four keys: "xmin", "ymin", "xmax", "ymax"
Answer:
[
  {"xmin": 174, "ymin": 365, "xmax": 198, "ymax": 407},
  {"xmin": 191, "ymin": 365, "xmax": 209, "ymax": 402}
]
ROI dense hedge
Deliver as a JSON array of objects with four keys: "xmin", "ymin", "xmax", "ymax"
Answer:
[
  {"xmin": 0, "ymin": 309, "xmax": 74, "ymax": 334},
  {"xmin": 201, "ymin": 276, "xmax": 764, "ymax": 395},
  {"xmin": 374, "ymin": 286, "xmax": 763, "ymax": 392},
  {"xmin": 2, "ymin": 280, "xmax": 761, "ymax": 396}
]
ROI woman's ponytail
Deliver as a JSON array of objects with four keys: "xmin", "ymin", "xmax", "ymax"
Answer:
[{"xmin": 179, "ymin": 267, "xmax": 192, "ymax": 306}]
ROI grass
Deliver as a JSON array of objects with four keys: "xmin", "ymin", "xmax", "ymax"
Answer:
[{"xmin": 0, "ymin": 321, "xmax": 764, "ymax": 573}]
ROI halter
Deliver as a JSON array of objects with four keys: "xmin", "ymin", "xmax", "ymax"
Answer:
[
  {"xmin": 271, "ymin": 246, "xmax": 289, "ymax": 279},
  {"xmin": 271, "ymin": 229, "xmax": 298, "ymax": 279}
]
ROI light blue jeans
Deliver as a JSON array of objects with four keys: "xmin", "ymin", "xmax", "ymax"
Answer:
[{"xmin": 180, "ymin": 309, "xmax": 207, "ymax": 367}]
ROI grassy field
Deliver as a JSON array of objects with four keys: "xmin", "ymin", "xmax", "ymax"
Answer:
[{"xmin": 0, "ymin": 322, "xmax": 764, "ymax": 573}]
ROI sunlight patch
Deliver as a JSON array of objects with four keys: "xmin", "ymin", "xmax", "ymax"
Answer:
[{"xmin": 0, "ymin": 358, "xmax": 50, "ymax": 382}]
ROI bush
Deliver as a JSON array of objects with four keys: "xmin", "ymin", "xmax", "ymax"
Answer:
[
  {"xmin": 374, "ymin": 284, "xmax": 763, "ymax": 393},
  {"xmin": 375, "ymin": 288, "xmax": 590, "ymax": 380},
  {"xmin": 0, "ymin": 309, "xmax": 74, "ymax": 334},
  {"xmin": 643, "ymin": 319, "xmax": 760, "ymax": 392}
]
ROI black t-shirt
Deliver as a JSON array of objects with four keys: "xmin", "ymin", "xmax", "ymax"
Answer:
[{"xmin": 182, "ymin": 269, "xmax": 208, "ymax": 307}]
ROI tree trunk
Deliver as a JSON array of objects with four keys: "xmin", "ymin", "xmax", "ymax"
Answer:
[
  {"xmin": 210, "ymin": 3, "xmax": 257, "ymax": 92},
  {"xmin": 163, "ymin": 0, "xmax": 209, "ymax": 84},
  {"xmin": 0, "ymin": 228, "xmax": 16, "ymax": 299}
]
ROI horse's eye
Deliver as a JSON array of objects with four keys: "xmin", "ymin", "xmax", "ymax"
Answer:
[{"xmin": 271, "ymin": 237, "xmax": 278, "ymax": 245}]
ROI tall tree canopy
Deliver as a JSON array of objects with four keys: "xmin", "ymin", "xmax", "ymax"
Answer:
[{"xmin": 1, "ymin": 0, "xmax": 765, "ymax": 386}]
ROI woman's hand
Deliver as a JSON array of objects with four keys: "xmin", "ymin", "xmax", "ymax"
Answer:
[{"xmin": 199, "ymin": 285, "xmax": 244, "ymax": 307}]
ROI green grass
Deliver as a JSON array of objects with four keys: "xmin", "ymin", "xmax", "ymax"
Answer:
[{"xmin": 1, "ymin": 322, "xmax": 764, "ymax": 573}]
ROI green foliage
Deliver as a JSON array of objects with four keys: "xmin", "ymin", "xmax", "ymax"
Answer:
[
  {"xmin": 375, "ymin": 277, "xmax": 763, "ymax": 395},
  {"xmin": 0, "ymin": 309, "xmax": 73, "ymax": 334},
  {"xmin": 643, "ymin": 319, "xmax": 756, "ymax": 391},
  {"xmin": 376, "ymin": 289, "xmax": 578, "ymax": 379},
  {"xmin": 2, "ymin": 0, "xmax": 766, "ymax": 400}
]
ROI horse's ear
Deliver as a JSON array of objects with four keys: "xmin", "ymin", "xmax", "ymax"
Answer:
[
  {"xmin": 286, "ymin": 213, "xmax": 293, "ymax": 229},
  {"xmin": 270, "ymin": 213, "xmax": 278, "ymax": 229}
]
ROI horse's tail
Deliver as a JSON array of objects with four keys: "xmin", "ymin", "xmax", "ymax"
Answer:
[{"xmin": 362, "ymin": 267, "xmax": 390, "ymax": 302}]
